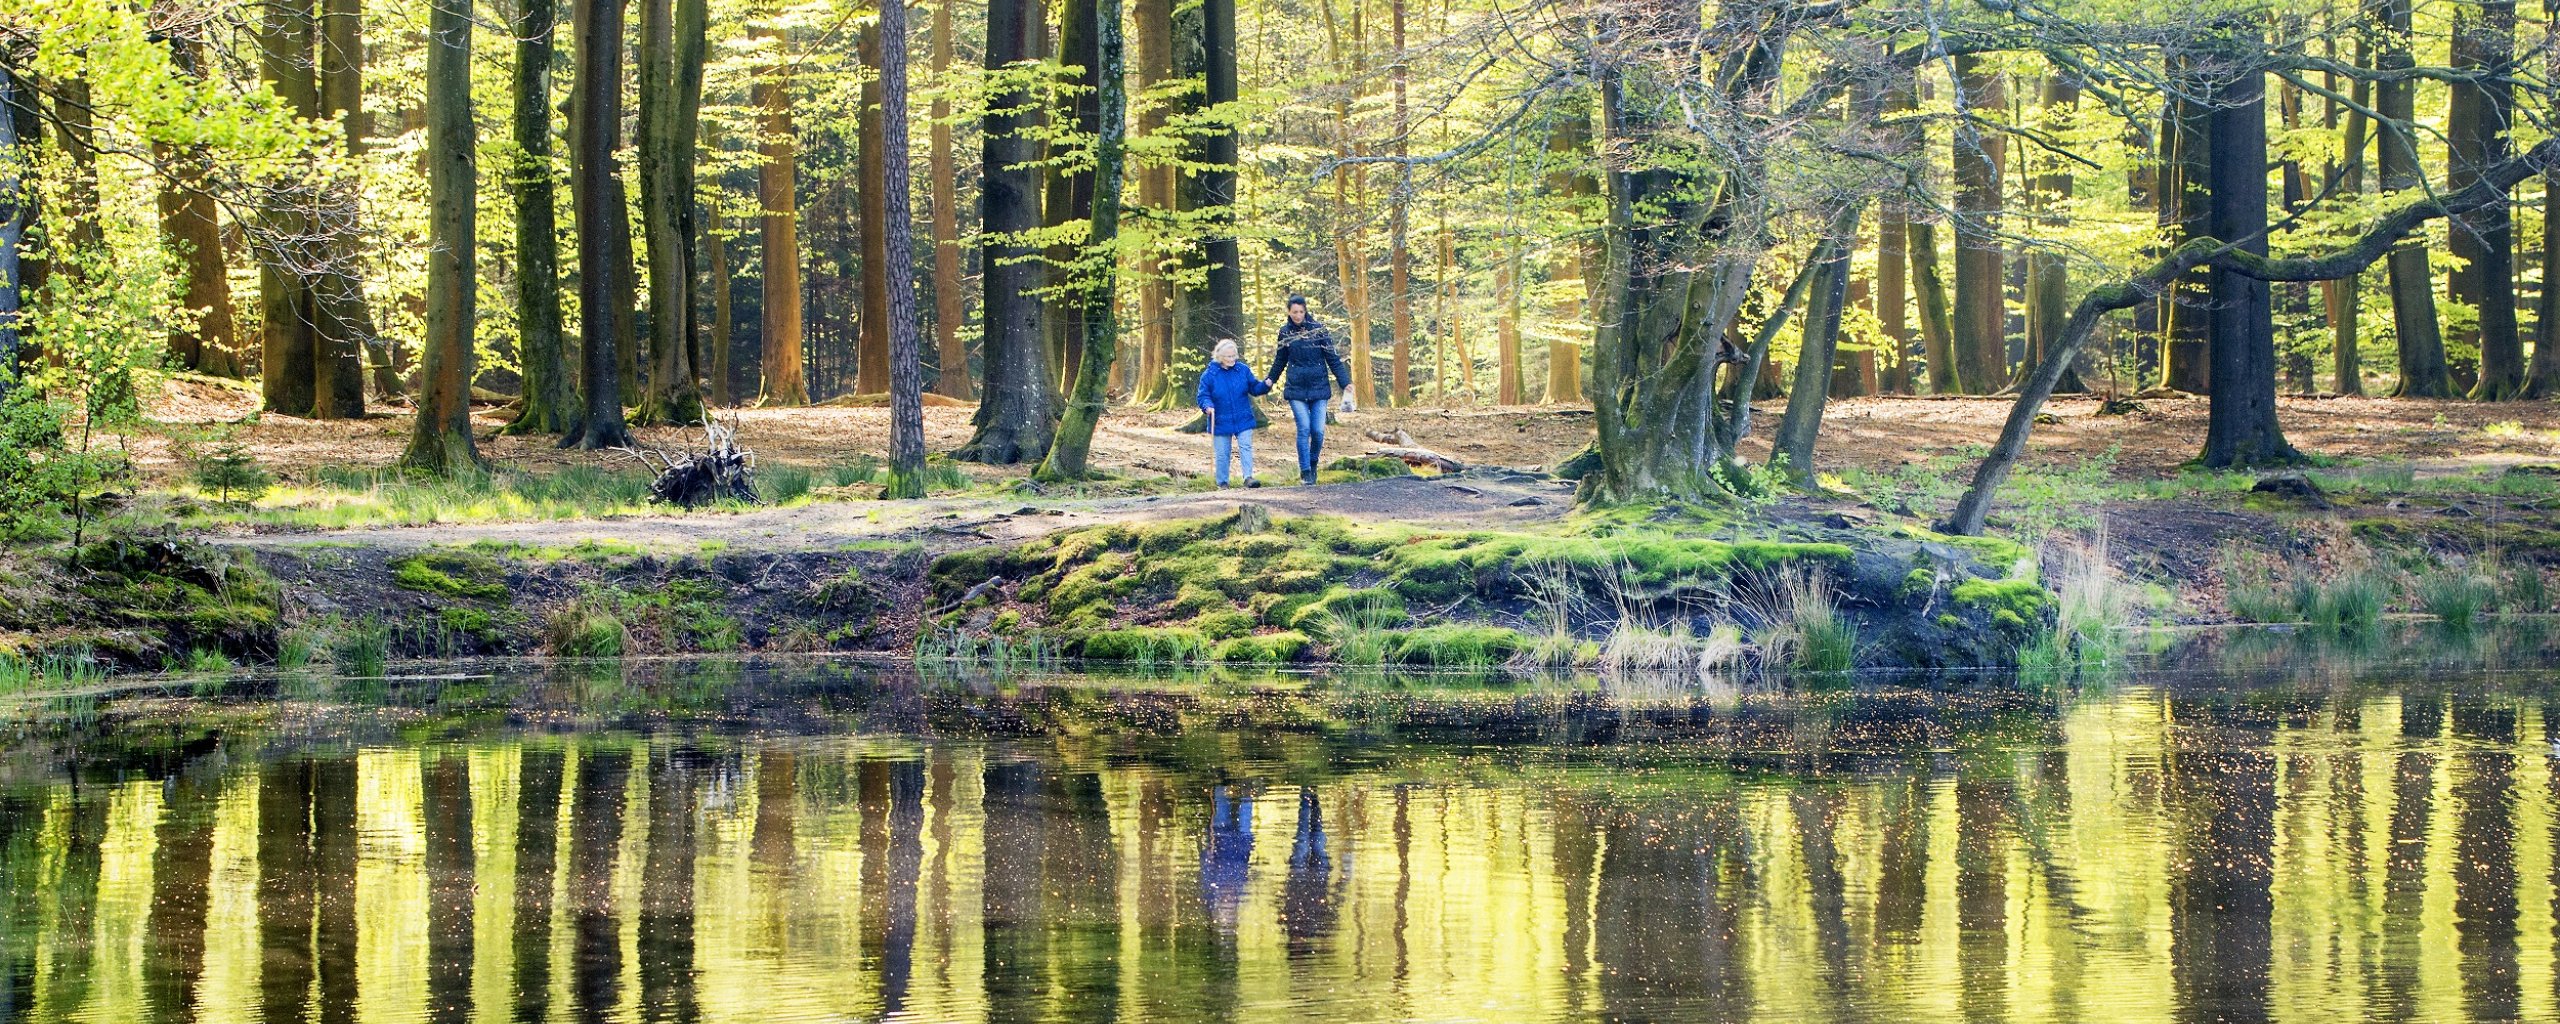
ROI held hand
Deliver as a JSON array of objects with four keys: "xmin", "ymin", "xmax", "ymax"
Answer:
[{"xmin": 1339, "ymin": 396, "xmax": 1355, "ymax": 414}]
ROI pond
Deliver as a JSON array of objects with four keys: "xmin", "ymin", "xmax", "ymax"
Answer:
[{"xmin": 3, "ymin": 627, "xmax": 2559, "ymax": 1023}]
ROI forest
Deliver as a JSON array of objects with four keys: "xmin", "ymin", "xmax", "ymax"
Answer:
[{"xmin": 8, "ymin": 0, "xmax": 2560, "ymax": 681}]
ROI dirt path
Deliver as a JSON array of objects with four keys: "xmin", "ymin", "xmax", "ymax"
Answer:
[{"xmin": 236, "ymin": 470, "xmax": 1581, "ymax": 555}]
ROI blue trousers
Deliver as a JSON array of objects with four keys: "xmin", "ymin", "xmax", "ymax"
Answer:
[
  {"xmin": 1212, "ymin": 431, "xmax": 1255, "ymax": 485},
  {"xmin": 1289, "ymin": 398, "xmax": 1329, "ymax": 475}
]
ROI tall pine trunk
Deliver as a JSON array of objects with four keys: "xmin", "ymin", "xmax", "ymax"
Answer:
[
  {"xmin": 957, "ymin": 0, "xmax": 1055, "ymax": 462},
  {"xmin": 708, "ymin": 212, "xmax": 731, "ymax": 405},
  {"xmin": 880, "ymin": 0, "xmax": 929, "ymax": 497},
  {"xmin": 1950, "ymin": 54, "xmax": 2007, "ymax": 394},
  {"xmin": 2452, "ymin": 0, "xmax": 2521, "ymax": 398},
  {"xmin": 754, "ymin": 22, "xmax": 808, "ymax": 406},
  {"xmin": 1037, "ymin": 0, "xmax": 1127, "ymax": 481},
  {"xmin": 1496, "ymin": 233, "xmax": 1520, "ymax": 404},
  {"xmin": 929, "ymin": 0, "xmax": 971, "ymax": 399},
  {"xmin": 503, "ymin": 0, "xmax": 575, "ymax": 434},
  {"xmin": 2378, "ymin": 0, "xmax": 2455, "ymax": 396},
  {"xmin": 563, "ymin": 0, "xmax": 636, "ymax": 446},
  {"xmin": 856, "ymin": 21, "xmax": 891, "ymax": 395},
  {"xmin": 1387, "ymin": 0, "xmax": 1412, "ymax": 406},
  {"xmin": 402, "ymin": 0, "xmax": 484, "ymax": 474}
]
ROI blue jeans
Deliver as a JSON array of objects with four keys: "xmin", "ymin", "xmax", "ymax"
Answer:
[
  {"xmin": 1289, "ymin": 398, "xmax": 1329, "ymax": 475},
  {"xmin": 1212, "ymin": 431, "xmax": 1254, "ymax": 485}
]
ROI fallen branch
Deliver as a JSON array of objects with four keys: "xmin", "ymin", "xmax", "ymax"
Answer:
[{"xmin": 1373, "ymin": 446, "xmax": 1464, "ymax": 473}]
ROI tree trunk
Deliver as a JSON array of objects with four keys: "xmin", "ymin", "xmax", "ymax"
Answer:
[
  {"xmin": 2378, "ymin": 0, "xmax": 2455, "ymax": 396},
  {"xmin": 636, "ymin": 0, "xmax": 708, "ymax": 424},
  {"xmin": 503, "ymin": 0, "xmax": 575, "ymax": 434},
  {"xmin": 1322, "ymin": 0, "xmax": 1372, "ymax": 406},
  {"xmin": 754, "ymin": 23, "xmax": 808, "ymax": 406},
  {"xmin": 1772, "ymin": 210, "xmax": 1861, "ymax": 480},
  {"xmin": 879, "ymin": 0, "xmax": 929, "ymax": 497},
  {"xmin": 2531, "ymin": 0, "xmax": 2560, "ymax": 397},
  {"xmin": 957, "ymin": 0, "xmax": 1055, "ymax": 462},
  {"xmin": 2159, "ymin": 82, "xmax": 2212, "ymax": 393},
  {"xmin": 564, "ymin": 0, "xmax": 636, "ymax": 446},
  {"xmin": 314, "ymin": 0, "xmax": 377, "ymax": 413},
  {"xmin": 1910, "ymin": 219, "xmax": 1954, "ymax": 392},
  {"xmin": 258, "ymin": 0, "xmax": 320, "ymax": 417},
  {"xmin": 0, "ymin": 65, "xmax": 27, "ymax": 389},
  {"xmin": 1198, "ymin": 0, "xmax": 1243, "ymax": 362},
  {"xmin": 402, "ymin": 0, "xmax": 484, "ymax": 474},
  {"xmin": 2199, "ymin": 36, "xmax": 2298, "ymax": 468},
  {"xmin": 929, "ymin": 0, "xmax": 971, "ymax": 399},
  {"xmin": 856, "ymin": 21, "xmax": 891, "ymax": 395},
  {"xmin": 1387, "ymin": 0, "xmax": 1412, "ymax": 406},
  {"xmin": 1130, "ymin": 0, "xmax": 1173, "ymax": 405},
  {"xmin": 1543, "ymin": 105, "xmax": 1590, "ymax": 404},
  {"xmin": 155, "ymin": 28, "xmax": 243, "ymax": 378},
  {"xmin": 1036, "ymin": 0, "xmax": 1126, "ymax": 481},
  {"xmin": 1496, "ymin": 236, "xmax": 1521, "ymax": 404},
  {"xmin": 2327, "ymin": 44, "xmax": 2368, "ymax": 396},
  {"xmin": 2453, "ymin": 0, "xmax": 2521, "ymax": 398},
  {"xmin": 1950, "ymin": 54, "xmax": 2007, "ymax": 394},
  {"xmin": 2025, "ymin": 73, "xmax": 2081, "ymax": 394},
  {"xmin": 1044, "ymin": 0, "xmax": 1099, "ymax": 392},
  {"xmin": 708, "ymin": 213, "xmax": 731, "ymax": 406}
]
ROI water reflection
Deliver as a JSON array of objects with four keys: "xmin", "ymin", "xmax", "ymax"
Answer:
[{"xmin": 13, "ymin": 669, "xmax": 2560, "ymax": 1021}]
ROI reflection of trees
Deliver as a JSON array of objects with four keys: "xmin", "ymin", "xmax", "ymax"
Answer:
[
  {"xmin": 2451, "ymin": 702, "xmax": 2519, "ymax": 1021},
  {"xmin": 567, "ymin": 745, "xmax": 633, "ymax": 1023},
  {"xmin": 980, "ymin": 759, "xmax": 1046, "ymax": 1020},
  {"xmin": 1593, "ymin": 792, "xmax": 1750, "ymax": 1021},
  {"xmin": 638, "ymin": 746, "xmax": 700, "ymax": 1024},
  {"xmin": 257, "ymin": 760, "xmax": 316, "ymax": 1024},
  {"xmin": 143, "ymin": 765, "xmax": 217, "ymax": 1024},
  {"xmin": 0, "ymin": 793, "xmax": 41, "ymax": 1017},
  {"xmin": 424, "ymin": 755, "xmax": 475, "ymax": 1024},
  {"xmin": 512, "ymin": 747, "xmax": 565, "ymax": 1024},
  {"xmin": 2165, "ymin": 699, "xmax": 2277, "ymax": 1024},
  {"xmin": 314, "ymin": 759, "xmax": 359, "ymax": 1024}
]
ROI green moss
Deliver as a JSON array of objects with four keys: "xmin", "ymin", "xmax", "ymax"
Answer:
[
  {"xmin": 1952, "ymin": 576, "xmax": 2052, "ymax": 623},
  {"xmin": 1385, "ymin": 625, "xmax": 1526, "ymax": 667},
  {"xmin": 1288, "ymin": 587, "xmax": 1409, "ymax": 635},
  {"xmin": 1080, "ymin": 626, "xmax": 1211, "ymax": 663},
  {"xmin": 1190, "ymin": 610, "xmax": 1257, "ymax": 641},
  {"xmin": 1324, "ymin": 456, "xmax": 1416, "ymax": 480},
  {"xmin": 1211, "ymin": 631, "xmax": 1310, "ymax": 664},
  {"xmin": 391, "ymin": 550, "xmax": 510, "ymax": 602},
  {"xmin": 438, "ymin": 606, "xmax": 497, "ymax": 639}
]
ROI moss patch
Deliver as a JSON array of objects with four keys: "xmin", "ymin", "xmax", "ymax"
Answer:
[{"xmin": 391, "ymin": 549, "xmax": 511, "ymax": 602}]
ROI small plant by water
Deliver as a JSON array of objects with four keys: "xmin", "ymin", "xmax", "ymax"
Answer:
[
  {"xmin": 1734, "ymin": 565, "xmax": 1855, "ymax": 675},
  {"xmin": 2417, "ymin": 565, "xmax": 2497, "ymax": 631},
  {"xmin": 327, "ymin": 615, "xmax": 391, "ymax": 675}
]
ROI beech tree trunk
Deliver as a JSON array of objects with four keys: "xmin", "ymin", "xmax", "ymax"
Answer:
[
  {"xmin": 257, "ymin": 0, "xmax": 320, "ymax": 417},
  {"xmin": 708, "ymin": 213, "xmax": 731, "ymax": 406},
  {"xmin": 402, "ymin": 0, "xmax": 484, "ymax": 474},
  {"xmin": 156, "ymin": 26, "xmax": 244, "ymax": 379},
  {"xmin": 2530, "ymin": 0, "xmax": 2560, "ymax": 397},
  {"xmin": 929, "ymin": 0, "xmax": 971, "ymax": 399},
  {"xmin": 313, "ymin": 0, "xmax": 377, "ymax": 413},
  {"xmin": 0, "ymin": 66, "xmax": 28, "ymax": 387},
  {"xmin": 880, "ymin": 0, "xmax": 928, "ymax": 497},
  {"xmin": 503, "ymin": 0, "xmax": 575, "ymax": 434},
  {"xmin": 1772, "ymin": 210, "xmax": 1861, "ymax": 479},
  {"xmin": 1950, "ymin": 54, "xmax": 2007, "ymax": 395},
  {"xmin": 1910, "ymin": 220, "xmax": 1955, "ymax": 392},
  {"xmin": 2377, "ymin": 0, "xmax": 2455, "ymax": 396},
  {"xmin": 636, "ymin": 0, "xmax": 708, "ymax": 424},
  {"xmin": 2159, "ymin": 81, "xmax": 2212, "ymax": 393},
  {"xmin": 754, "ymin": 22, "xmax": 808, "ymax": 406},
  {"xmin": 957, "ymin": 0, "xmax": 1055, "ymax": 462},
  {"xmin": 2327, "ymin": 44, "xmax": 2368, "ymax": 396},
  {"xmin": 1044, "ymin": 0, "xmax": 1099, "ymax": 390},
  {"xmin": 2198, "ymin": 36, "xmax": 2297, "ymax": 468},
  {"xmin": 563, "ymin": 0, "xmax": 636, "ymax": 446},
  {"xmin": 2452, "ymin": 0, "xmax": 2521, "ymax": 398},
  {"xmin": 1543, "ymin": 105, "xmax": 1590, "ymax": 404},
  {"xmin": 1037, "ymin": 0, "xmax": 1127, "ymax": 481},
  {"xmin": 1131, "ymin": 0, "xmax": 1173, "ymax": 404}
]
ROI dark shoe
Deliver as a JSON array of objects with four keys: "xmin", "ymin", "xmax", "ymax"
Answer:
[
  {"xmin": 1217, "ymin": 482, "xmax": 1230, "ymax": 488},
  {"xmin": 1245, "ymin": 478, "xmax": 1262, "ymax": 488},
  {"xmin": 1301, "ymin": 471, "xmax": 1317, "ymax": 485}
]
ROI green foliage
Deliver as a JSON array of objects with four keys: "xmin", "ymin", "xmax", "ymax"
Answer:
[
  {"xmin": 0, "ymin": 651, "xmax": 106, "ymax": 695},
  {"xmin": 2416, "ymin": 566, "xmax": 2497, "ymax": 632},
  {"xmin": 544, "ymin": 602, "xmax": 630, "ymax": 658},
  {"xmin": 185, "ymin": 441, "xmax": 273, "ymax": 504},
  {"xmin": 1081, "ymin": 626, "xmax": 1212, "ymax": 665},
  {"xmin": 327, "ymin": 615, "xmax": 392, "ymax": 675},
  {"xmin": 1386, "ymin": 625, "xmax": 1527, "ymax": 667}
]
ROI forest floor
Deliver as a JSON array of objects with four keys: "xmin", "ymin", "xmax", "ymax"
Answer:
[{"xmin": 139, "ymin": 376, "xmax": 2560, "ymax": 493}]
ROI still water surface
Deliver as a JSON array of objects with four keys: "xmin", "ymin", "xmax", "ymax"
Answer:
[{"xmin": 5, "ymin": 645, "xmax": 2560, "ymax": 1023}]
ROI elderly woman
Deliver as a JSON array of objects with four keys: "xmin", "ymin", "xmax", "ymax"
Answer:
[{"xmin": 1195, "ymin": 338, "xmax": 1272, "ymax": 487}]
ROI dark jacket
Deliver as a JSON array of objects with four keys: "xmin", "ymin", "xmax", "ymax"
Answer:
[
  {"xmin": 1194, "ymin": 361, "xmax": 1270, "ymax": 436},
  {"xmin": 1269, "ymin": 317, "xmax": 1354, "ymax": 402}
]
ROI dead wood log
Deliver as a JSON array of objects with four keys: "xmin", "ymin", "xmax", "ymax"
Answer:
[
  {"xmin": 1372, "ymin": 445, "xmax": 1463, "ymax": 473},
  {"xmin": 622, "ymin": 418, "xmax": 760, "ymax": 508}
]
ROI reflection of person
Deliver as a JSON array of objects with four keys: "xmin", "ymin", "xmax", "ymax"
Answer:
[
  {"xmin": 1200, "ymin": 784, "xmax": 1254, "ymax": 936},
  {"xmin": 1267, "ymin": 295, "xmax": 1355, "ymax": 485},
  {"xmin": 1280, "ymin": 786, "xmax": 1336, "ymax": 955},
  {"xmin": 1195, "ymin": 338, "xmax": 1270, "ymax": 488}
]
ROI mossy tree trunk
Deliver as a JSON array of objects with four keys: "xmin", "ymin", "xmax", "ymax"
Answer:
[
  {"xmin": 1035, "ymin": 0, "xmax": 1127, "ymax": 482},
  {"xmin": 634, "ymin": 0, "xmax": 708, "ymax": 425},
  {"xmin": 2452, "ymin": 0, "xmax": 2521, "ymax": 399},
  {"xmin": 502, "ymin": 0, "xmax": 576, "ymax": 434},
  {"xmin": 2197, "ymin": 31, "xmax": 2297, "ymax": 469},
  {"xmin": 402, "ymin": 0, "xmax": 485, "ymax": 475}
]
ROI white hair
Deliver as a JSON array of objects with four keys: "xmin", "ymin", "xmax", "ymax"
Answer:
[{"xmin": 1213, "ymin": 338, "xmax": 1240, "ymax": 359}]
